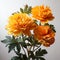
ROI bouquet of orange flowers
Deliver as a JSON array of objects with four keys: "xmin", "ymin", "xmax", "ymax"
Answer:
[{"xmin": 1, "ymin": 5, "xmax": 56, "ymax": 60}]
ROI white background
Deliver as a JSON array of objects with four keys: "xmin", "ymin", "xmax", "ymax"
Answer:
[{"xmin": 0, "ymin": 0, "xmax": 60, "ymax": 60}]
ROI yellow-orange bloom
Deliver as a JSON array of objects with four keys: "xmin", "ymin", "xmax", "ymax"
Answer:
[
  {"xmin": 6, "ymin": 13, "xmax": 37, "ymax": 36},
  {"xmin": 34, "ymin": 25, "xmax": 55, "ymax": 47},
  {"xmin": 31, "ymin": 5, "xmax": 54, "ymax": 22}
]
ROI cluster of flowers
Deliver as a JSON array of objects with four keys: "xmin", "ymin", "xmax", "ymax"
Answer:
[{"xmin": 6, "ymin": 5, "xmax": 55, "ymax": 47}]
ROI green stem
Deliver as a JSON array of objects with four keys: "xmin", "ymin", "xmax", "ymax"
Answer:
[
  {"xmin": 21, "ymin": 34, "xmax": 24, "ymax": 41},
  {"xmin": 33, "ymin": 46, "xmax": 35, "ymax": 51},
  {"xmin": 26, "ymin": 46, "xmax": 32, "ymax": 60},
  {"xmin": 21, "ymin": 34, "xmax": 27, "ymax": 55},
  {"xmin": 13, "ymin": 49, "xmax": 20, "ymax": 56},
  {"xmin": 33, "ymin": 45, "xmax": 41, "ymax": 52},
  {"xmin": 22, "ymin": 47, "xmax": 26, "ymax": 55}
]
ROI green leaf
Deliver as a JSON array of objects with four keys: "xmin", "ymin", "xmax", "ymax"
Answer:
[
  {"xmin": 16, "ymin": 44, "xmax": 20, "ymax": 53},
  {"xmin": 28, "ymin": 51, "xmax": 35, "ymax": 59},
  {"xmin": 21, "ymin": 42, "xmax": 27, "ymax": 48},
  {"xmin": 6, "ymin": 36, "xmax": 12, "ymax": 40},
  {"xmin": 8, "ymin": 44, "xmax": 16, "ymax": 53},
  {"xmin": 39, "ymin": 57, "xmax": 45, "ymax": 60},
  {"xmin": 11, "ymin": 56, "xmax": 20, "ymax": 60},
  {"xmin": 34, "ymin": 19, "xmax": 38, "ymax": 25},
  {"xmin": 1, "ymin": 36, "xmax": 12, "ymax": 44},
  {"xmin": 23, "ymin": 54, "xmax": 28, "ymax": 60},
  {"xmin": 41, "ymin": 49, "xmax": 47, "ymax": 55},
  {"xmin": 16, "ymin": 35, "xmax": 27, "ymax": 43},
  {"xmin": 1, "ymin": 39, "xmax": 10, "ymax": 44},
  {"xmin": 23, "ymin": 5, "xmax": 32, "ymax": 14},
  {"xmin": 44, "ymin": 23, "xmax": 56, "ymax": 32},
  {"xmin": 17, "ymin": 37, "xmax": 23, "ymax": 43},
  {"xmin": 26, "ymin": 43, "xmax": 31, "ymax": 46},
  {"xmin": 50, "ymin": 24, "xmax": 56, "ymax": 32},
  {"xmin": 12, "ymin": 11, "xmax": 19, "ymax": 15},
  {"xmin": 17, "ymin": 53, "xmax": 28, "ymax": 60},
  {"xmin": 20, "ymin": 8, "xmax": 24, "ymax": 13},
  {"xmin": 34, "ymin": 38, "xmax": 41, "ymax": 45},
  {"xmin": 36, "ymin": 48, "xmax": 47, "ymax": 56},
  {"xmin": 1, "ymin": 36, "xmax": 16, "ymax": 44},
  {"xmin": 12, "ymin": 36, "xmax": 15, "ymax": 39},
  {"xmin": 20, "ymin": 5, "xmax": 32, "ymax": 14},
  {"xmin": 1, "ymin": 36, "xmax": 19, "ymax": 48},
  {"xmin": 24, "ymin": 5, "xmax": 28, "ymax": 13},
  {"xmin": 27, "ymin": 36, "xmax": 34, "ymax": 44},
  {"xmin": 27, "ymin": 6, "xmax": 32, "ymax": 14},
  {"xmin": 35, "ymin": 56, "xmax": 45, "ymax": 60},
  {"xmin": 26, "ymin": 35, "xmax": 41, "ymax": 46},
  {"xmin": 44, "ymin": 23, "xmax": 49, "ymax": 26}
]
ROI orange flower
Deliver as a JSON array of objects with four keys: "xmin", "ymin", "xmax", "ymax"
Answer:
[
  {"xmin": 31, "ymin": 5, "xmax": 54, "ymax": 22},
  {"xmin": 34, "ymin": 25, "xmax": 55, "ymax": 47},
  {"xmin": 6, "ymin": 13, "xmax": 37, "ymax": 36}
]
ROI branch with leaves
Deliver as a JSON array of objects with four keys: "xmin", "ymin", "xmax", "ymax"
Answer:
[{"xmin": 1, "ymin": 5, "xmax": 56, "ymax": 60}]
